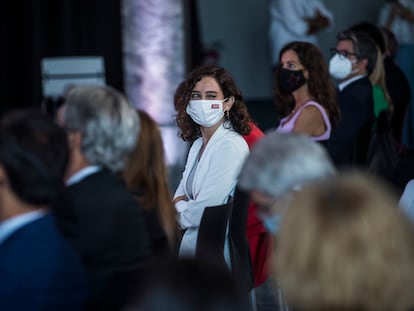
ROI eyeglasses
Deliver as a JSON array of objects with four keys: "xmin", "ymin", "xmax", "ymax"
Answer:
[{"xmin": 330, "ymin": 48, "xmax": 359, "ymax": 59}]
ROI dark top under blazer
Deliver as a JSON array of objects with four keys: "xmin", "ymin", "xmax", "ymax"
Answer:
[
  {"xmin": 326, "ymin": 76, "xmax": 375, "ymax": 167},
  {"xmin": 53, "ymin": 169, "xmax": 152, "ymax": 301},
  {"xmin": 0, "ymin": 213, "xmax": 89, "ymax": 311}
]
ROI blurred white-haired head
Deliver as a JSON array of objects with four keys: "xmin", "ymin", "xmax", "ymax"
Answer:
[{"xmin": 238, "ymin": 132, "xmax": 335, "ymax": 200}]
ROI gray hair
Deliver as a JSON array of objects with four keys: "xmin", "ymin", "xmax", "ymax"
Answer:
[
  {"xmin": 336, "ymin": 30, "xmax": 378, "ymax": 76},
  {"xmin": 62, "ymin": 85, "xmax": 139, "ymax": 172},
  {"xmin": 238, "ymin": 132, "xmax": 336, "ymax": 198}
]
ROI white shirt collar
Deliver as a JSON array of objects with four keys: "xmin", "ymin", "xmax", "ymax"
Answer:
[
  {"xmin": 338, "ymin": 74, "xmax": 367, "ymax": 91},
  {"xmin": 0, "ymin": 210, "xmax": 47, "ymax": 245},
  {"xmin": 65, "ymin": 165, "xmax": 102, "ymax": 186}
]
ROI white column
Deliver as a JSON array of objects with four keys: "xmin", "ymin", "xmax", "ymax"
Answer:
[{"xmin": 121, "ymin": 0, "xmax": 188, "ymax": 183}]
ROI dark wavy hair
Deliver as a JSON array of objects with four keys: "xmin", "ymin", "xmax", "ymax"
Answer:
[
  {"xmin": 174, "ymin": 65, "xmax": 251, "ymax": 142},
  {"xmin": 274, "ymin": 41, "xmax": 340, "ymax": 127}
]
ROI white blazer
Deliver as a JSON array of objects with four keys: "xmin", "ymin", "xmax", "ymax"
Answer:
[{"xmin": 174, "ymin": 124, "xmax": 249, "ymax": 257}]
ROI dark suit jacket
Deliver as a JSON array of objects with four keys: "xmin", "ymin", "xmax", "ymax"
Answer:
[
  {"xmin": 0, "ymin": 213, "xmax": 88, "ymax": 311},
  {"xmin": 53, "ymin": 169, "xmax": 152, "ymax": 308},
  {"xmin": 326, "ymin": 76, "xmax": 375, "ymax": 167}
]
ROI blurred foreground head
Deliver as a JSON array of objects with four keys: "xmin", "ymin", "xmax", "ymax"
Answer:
[
  {"xmin": 238, "ymin": 132, "xmax": 335, "ymax": 209},
  {"xmin": 123, "ymin": 258, "xmax": 250, "ymax": 311},
  {"xmin": 0, "ymin": 109, "xmax": 68, "ymax": 208},
  {"xmin": 275, "ymin": 172, "xmax": 414, "ymax": 311}
]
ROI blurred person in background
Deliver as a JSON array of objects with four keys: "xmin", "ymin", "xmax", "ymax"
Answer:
[
  {"xmin": 379, "ymin": 0, "xmax": 414, "ymax": 148},
  {"xmin": 325, "ymin": 30, "xmax": 377, "ymax": 168},
  {"xmin": 124, "ymin": 109, "xmax": 179, "ymax": 257},
  {"xmin": 122, "ymin": 258, "xmax": 251, "ymax": 311},
  {"xmin": 268, "ymin": 0, "xmax": 333, "ymax": 70},
  {"xmin": 274, "ymin": 41, "xmax": 340, "ymax": 142},
  {"xmin": 238, "ymin": 131, "xmax": 336, "ymax": 311}
]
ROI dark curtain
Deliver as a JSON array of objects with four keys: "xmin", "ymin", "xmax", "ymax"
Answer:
[
  {"xmin": 183, "ymin": 0, "xmax": 202, "ymax": 73},
  {"xmin": 2, "ymin": 0, "xmax": 123, "ymax": 116}
]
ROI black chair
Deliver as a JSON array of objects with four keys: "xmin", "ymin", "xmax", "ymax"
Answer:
[
  {"xmin": 229, "ymin": 187, "xmax": 255, "ymax": 294},
  {"xmin": 195, "ymin": 192, "xmax": 257, "ymax": 310},
  {"xmin": 195, "ymin": 198, "xmax": 233, "ymax": 270}
]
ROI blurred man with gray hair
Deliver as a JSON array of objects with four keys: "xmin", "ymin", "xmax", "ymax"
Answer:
[
  {"xmin": 238, "ymin": 131, "xmax": 336, "ymax": 311},
  {"xmin": 238, "ymin": 131, "xmax": 336, "ymax": 233},
  {"xmin": 54, "ymin": 85, "xmax": 152, "ymax": 310}
]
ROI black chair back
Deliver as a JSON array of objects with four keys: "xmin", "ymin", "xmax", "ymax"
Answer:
[
  {"xmin": 195, "ymin": 198, "xmax": 233, "ymax": 269},
  {"xmin": 229, "ymin": 187, "xmax": 255, "ymax": 293}
]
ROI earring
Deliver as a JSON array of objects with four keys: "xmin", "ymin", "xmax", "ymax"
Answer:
[{"xmin": 224, "ymin": 110, "xmax": 229, "ymax": 120}]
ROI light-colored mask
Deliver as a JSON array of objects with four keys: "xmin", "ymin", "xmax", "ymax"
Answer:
[
  {"xmin": 329, "ymin": 53, "xmax": 358, "ymax": 80},
  {"xmin": 186, "ymin": 99, "xmax": 226, "ymax": 127}
]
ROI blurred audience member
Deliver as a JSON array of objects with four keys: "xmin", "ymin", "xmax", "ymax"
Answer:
[
  {"xmin": 326, "ymin": 30, "xmax": 377, "ymax": 168},
  {"xmin": 240, "ymin": 122, "xmax": 271, "ymax": 288},
  {"xmin": 124, "ymin": 109, "xmax": 179, "ymax": 256},
  {"xmin": 0, "ymin": 109, "xmax": 88, "ymax": 311},
  {"xmin": 345, "ymin": 22, "xmax": 406, "ymax": 182},
  {"xmin": 275, "ymin": 172, "xmax": 414, "ymax": 311},
  {"xmin": 345, "ymin": 22, "xmax": 393, "ymax": 115},
  {"xmin": 268, "ymin": 0, "xmax": 333, "ymax": 68},
  {"xmin": 379, "ymin": 0, "xmax": 414, "ymax": 148},
  {"xmin": 122, "ymin": 258, "xmax": 250, "ymax": 311},
  {"xmin": 274, "ymin": 41, "xmax": 340, "ymax": 142},
  {"xmin": 347, "ymin": 22, "xmax": 409, "ymax": 141},
  {"xmin": 370, "ymin": 45, "xmax": 393, "ymax": 117},
  {"xmin": 238, "ymin": 131, "xmax": 336, "ymax": 311},
  {"xmin": 381, "ymin": 26, "xmax": 411, "ymax": 143},
  {"xmin": 173, "ymin": 65, "xmax": 250, "ymax": 259},
  {"xmin": 238, "ymin": 131, "xmax": 335, "ymax": 233},
  {"xmin": 243, "ymin": 121, "xmax": 264, "ymax": 149},
  {"xmin": 54, "ymin": 85, "xmax": 152, "ymax": 310}
]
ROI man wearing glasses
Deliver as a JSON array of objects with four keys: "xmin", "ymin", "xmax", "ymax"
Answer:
[{"xmin": 325, "ymin": 30, "xmax": 377, "ymax": 168}]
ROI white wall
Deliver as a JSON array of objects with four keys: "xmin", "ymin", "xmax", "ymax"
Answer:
[{"xmin": 197, "ymin": 0, "xmax": 387, "ymax": 100}]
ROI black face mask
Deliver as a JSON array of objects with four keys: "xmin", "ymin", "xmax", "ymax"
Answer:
[{"xmin": 278, "ymin": 67, "xmax": 306, "ymax": 93}]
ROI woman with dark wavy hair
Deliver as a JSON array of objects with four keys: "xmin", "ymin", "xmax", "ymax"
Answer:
[
  {"xmin": 173, "ymin": 65, "xmax": 250, "ymax": 259},
  {"xmin": 274, "ymin": 41, "xmax": 340, "ymax": 141}
]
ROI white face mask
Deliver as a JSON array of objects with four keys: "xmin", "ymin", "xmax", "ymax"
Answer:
[
  {"xmin": 329, "ymin": 53, "xmax": 358, "ymax": 80},
  {"xmin": 186, "ymin": 99, "xmax": 226, "ymax": 127}
]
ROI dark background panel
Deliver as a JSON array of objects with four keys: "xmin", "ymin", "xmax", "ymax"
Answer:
[{"xmin": 2, "ymin": 0, "xmax": 123, "ymax": 116}]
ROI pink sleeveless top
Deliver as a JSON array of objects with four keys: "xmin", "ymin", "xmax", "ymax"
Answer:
[{"xmin": 276, "ymin": 101, "xmax": 331, "ymax": 141}]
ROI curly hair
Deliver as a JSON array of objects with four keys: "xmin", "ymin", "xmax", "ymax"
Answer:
[
  {"xmin": 274, "ymin": 41, "xmax": 340, "ymax": 127},
  {"xmin": 174, "ymin": 65, "xmax": 251, "ymax": 142}
]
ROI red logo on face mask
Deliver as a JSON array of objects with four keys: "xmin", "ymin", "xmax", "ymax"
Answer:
[{"xmin": 211, "ymin": 104, "xmax": 220, "ymax": 109}]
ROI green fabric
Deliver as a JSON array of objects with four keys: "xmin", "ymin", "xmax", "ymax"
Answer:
[{"xmin": 372, "ymin": 84, "xmax": 389, "ymax": 118}]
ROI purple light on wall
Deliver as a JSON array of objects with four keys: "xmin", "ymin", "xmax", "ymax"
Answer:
[{"xmin": 121, "ymin": 0, "xmax": 188, "ymax": 169}]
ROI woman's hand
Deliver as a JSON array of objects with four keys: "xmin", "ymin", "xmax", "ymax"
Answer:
[{"xmin": 173, "ymin": 195, "xmax": 188, "ymax": 204}]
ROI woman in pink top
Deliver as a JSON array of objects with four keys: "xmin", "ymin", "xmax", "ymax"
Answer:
[{"xmin": 274, "ymin": 41, "xmax": 340, "ymax": 141}]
